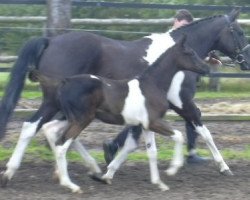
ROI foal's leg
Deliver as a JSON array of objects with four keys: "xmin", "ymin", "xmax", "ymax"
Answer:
[
  {"xmin": 42, "ymin": 119, "xmax": 102, "ymax": 180},
  {"xmin": 143, "ymin": 130, "xmax": 169, "ymax": 191},
  {"xmin": 102, "ymin": 131, "xmax": 139, "ymax": 184},
  {"xmin": 149, "ymin": 119, "xmax": 184, "ymax": 176},
  {"xmin": 102, "ymin": 130, "xmax": 169, "ymax": 191},
  {"xmin": 54, "ymin": 118, "xmax": 94, "ymax": 193},
  {"xmin": 0, "ymin": 102, "xmax": 58, "ymax": 187}
]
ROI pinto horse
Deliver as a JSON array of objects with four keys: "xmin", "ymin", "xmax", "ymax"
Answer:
[
  {"xmin": 0, "ymin": 9, "xmax": 250, "ymax": 187},
  {"xmin": 34, "ymin": 36, "xmax": 210, "ymax": 193}
]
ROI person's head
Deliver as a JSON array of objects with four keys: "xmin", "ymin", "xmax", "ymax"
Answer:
[{"xmin": 172, "ymin": 9, "xmax": 194, "ymax": 29}]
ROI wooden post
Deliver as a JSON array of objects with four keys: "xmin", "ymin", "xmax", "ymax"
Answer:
[
  {"xmin": 208, "ymin": 61, "xmax": 221, "ymax": 91},
  {"xmin": 46, "ymin": 0, "xmax": 72, "ymax": 37}
]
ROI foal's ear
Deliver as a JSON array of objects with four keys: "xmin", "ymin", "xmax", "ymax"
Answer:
[
  {"xmin": 177, "ymin": 34, "xmax": 187, "ymax": 47},
  {"xmin": 228, "ymin": 7, "xmax": 241, "ymax": 22}
]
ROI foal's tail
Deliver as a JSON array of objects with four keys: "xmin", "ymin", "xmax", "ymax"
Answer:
[
  {"xmin": 0, "ymin": 37, "xmax": 49, "ymax": 139},
  {"xmin": 31, "ymin": 69, "xmax": 62, "ymax": 88}
]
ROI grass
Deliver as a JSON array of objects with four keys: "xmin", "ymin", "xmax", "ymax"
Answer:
[
  {"xmin": 1, "ymin": 139, "xmax": 250, "ymax": 163},
  {"xmin": 1, "ymin": 70, "xmax": 250, "ymax": 162}
]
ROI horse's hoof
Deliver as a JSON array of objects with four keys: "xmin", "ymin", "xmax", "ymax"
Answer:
[
  {"xmin": 220, "ymin": 169, "xmax": 234, "ymax": 176},
  {"xmin": 89, "ymin": 173, "xmax": 107, "ymax": 184},
  {"xmin": 0, "ymin": 172, "xmax": 9, "ymax": 188},
  {"xmin": 165, "ymin": 167, "xmax": 178, "ymax": 176},
  {"xmin": 154, "ymin": 180, "xmax": 169, "ymax": 191},
  {"xmin": 73, "ymin": 188, "xmax": 83, "ymax": 194},
  {"xmin": 101, "ymin": 176, "xmax": 112, "ymax": 185}
]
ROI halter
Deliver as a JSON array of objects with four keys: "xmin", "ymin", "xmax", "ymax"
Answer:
[{"xmin": 229, "ymin": 24, "xmax": 250, "ymax": 64}]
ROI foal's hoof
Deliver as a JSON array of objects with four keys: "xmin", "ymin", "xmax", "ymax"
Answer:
[
  {"xmin": 0, "ymin": 172, "xmax": 9, "ymax": 188},
  {"xmin": 220, "ymin": 169, "xmax": 234, "ymax": 176},
  {"xmin": 89, "ymin": 173, "xmax": 107, "ymax": 184},
  {"xmin": 165, "ymin": 167, "xmax": 178, "ymax": 176}
]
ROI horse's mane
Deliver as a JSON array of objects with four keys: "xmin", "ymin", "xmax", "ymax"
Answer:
[{"xmin": 172, "ymin": 14, "xmax": 225, "ymax": 33}]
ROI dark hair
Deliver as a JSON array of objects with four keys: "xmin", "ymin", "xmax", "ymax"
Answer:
[{"xmin": 174, "ymin": 9, "xmax": 194, "ymax": 22}]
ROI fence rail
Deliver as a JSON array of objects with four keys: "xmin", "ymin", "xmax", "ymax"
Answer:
[{"xmin": 0, "ymin": 1, "xmax": 250, "ymax": 13}]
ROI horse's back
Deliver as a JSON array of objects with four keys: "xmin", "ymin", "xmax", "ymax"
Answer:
[{"xmin": 38, "ymin": 31, "xmax": 150, "ymax": 79}]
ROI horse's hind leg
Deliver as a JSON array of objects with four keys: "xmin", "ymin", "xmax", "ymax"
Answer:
[
  {"xmin": 0, "ymin": 103, "xmax": 58, "ymax": 187},
  {"xmin": 42, "ymin": 119, "xmax": 102, "ymax": 181},
  {"xmin": 72, "ymin": 140, "xmax": 102, "ymax": 176}
]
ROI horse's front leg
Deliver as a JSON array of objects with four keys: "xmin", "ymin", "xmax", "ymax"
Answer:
[
  {"xmin": 195, "ymin": 125, "xmax": 232, "ymax": 175},
  {"xmin": 143, "ymin": 130, "xmax": 169, "ymax": 191},
  {"xmin": 0, "ymin": 103, "xmax": 58, "ymax": 187},
  {"xmin": 149, "ymin": 119, "xmax": 184, "ymax": 177},
  {"xmin": 173, "ymin": 101, "xmax": 232, "ymax": 175}
]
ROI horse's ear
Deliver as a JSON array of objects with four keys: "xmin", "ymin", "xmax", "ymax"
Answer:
[{"xmin": 227, "ymin": 7, "xmax": 241, "ymax": 22}]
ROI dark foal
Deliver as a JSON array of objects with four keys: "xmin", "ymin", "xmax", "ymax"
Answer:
[
  {"xmin": 36, "ymin": 36, "xmax": 209, "ymax": 193},
  {"xmin": 1, "ymin": 9, "xmax": 250, "ymax": 187}
]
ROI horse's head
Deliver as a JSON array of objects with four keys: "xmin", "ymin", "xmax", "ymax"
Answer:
[
  {"xmin": 216, "ymin": 8, "xmax": 250, "ymax": 70},
  {"xmin": 174, "ymin": 35, "xmax": 210, "ymax": 75}
]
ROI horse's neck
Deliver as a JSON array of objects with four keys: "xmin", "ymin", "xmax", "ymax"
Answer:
[
  {"xmin": 139, "ymin": 54, "xmax": 178, "ymax": 92},
  {"xmin": 171, "ymin": 16, "xmax": 227, "ymax": 58}
]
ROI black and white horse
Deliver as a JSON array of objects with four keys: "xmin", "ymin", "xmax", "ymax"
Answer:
[
  {"xmin": 0, "ymin": 9, "xmax": 250, "ymax": 187},
  {"xmin": 35, "ymin": 36, "xmax": 210, "ymax": 193}
]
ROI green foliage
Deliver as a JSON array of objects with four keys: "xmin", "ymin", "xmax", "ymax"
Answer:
[{"xmin": 0, "ymin": 1, "xmax": 250, "ymax": 53}]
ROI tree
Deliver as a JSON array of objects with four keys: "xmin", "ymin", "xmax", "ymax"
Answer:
[{"xmin": 46, "ymin": 0, "xmax": 72, "ymax": 37}]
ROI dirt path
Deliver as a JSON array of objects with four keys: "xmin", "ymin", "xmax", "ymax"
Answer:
[
  {"xmin": 0, "ymin": 98, "xmax": 250, "ymax": 199},
  {"xmin": 0, "ymin": 161, "xmax": 250, "ymax": 200}
]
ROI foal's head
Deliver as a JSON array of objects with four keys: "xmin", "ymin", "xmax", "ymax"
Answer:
[{"xmin": 173, "ymin": 35, "xmax": 210, "ymax": 75}]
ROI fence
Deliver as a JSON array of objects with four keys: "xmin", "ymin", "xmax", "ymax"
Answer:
[{"xmin": 0, "ymin": 1, "xmax": 250, "ymax": 79}]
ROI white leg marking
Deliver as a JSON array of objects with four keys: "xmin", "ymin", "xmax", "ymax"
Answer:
[
  {"xmin": 55, "ymin": 139, "xmax": 82, "ymax": 193},
  {"xmin": 42, "ymin": 119, "xmax": 69, "ymax": 180},
  {"xmin": 165, "ymin": 130, "xmax": 184, "ymax": 176},
  {"xmin": 143, "ymin": 130, "xmax": 169, "ymax": 191},
  {"xmin": 4, "ymin": 119, "xmax": 41, "ymax": 180},
  {"xmin": 102, "ymin": 132, "xmax": 138, "ymax": 183},
  {"xmin": 195, "ymin": 125, "xmax": 230, "ymax": 172},
  {"xmin": 72, "ymin": 139, "xmax": 102, "ymax": 174}
]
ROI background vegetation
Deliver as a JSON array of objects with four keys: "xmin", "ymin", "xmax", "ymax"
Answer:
[{"xmin": 0, "ymin": 0, "xmax": 250, "ymax": 54}]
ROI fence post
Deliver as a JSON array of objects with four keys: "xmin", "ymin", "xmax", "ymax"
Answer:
[
  {"xmin": 46, "ymin": 0, "xmax": 72, "ymax": 37},
  {"xmin": 208, "ymin": 61, "xmax": 221, "ymax": 91}
]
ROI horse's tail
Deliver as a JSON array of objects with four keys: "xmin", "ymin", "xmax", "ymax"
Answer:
[{"xmin": 0, "ymin": 37, "xmax": 49, "ymax": 139}]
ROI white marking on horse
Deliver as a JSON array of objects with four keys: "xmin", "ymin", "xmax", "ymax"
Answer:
[
  {"xmin": 90, "ymin": 75, "xmax": 99, "ymax": 80},
  {"xmin": 143, "ymin": 32, "xmax": 175, "ymax": 65},
  {"xmin": 121, "ymin": 79, "xmax": 149, "ymax": 129},
  {"xmin": 5, "ymin": 118, "xmax": 42, "ymax": 180},
  {"xmin": 167, "ymin": 71, "xmax": 185, "ymax": 109}
]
